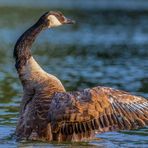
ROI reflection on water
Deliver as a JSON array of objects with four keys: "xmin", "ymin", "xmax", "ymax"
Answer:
[{"xmin": 0, "ymin": 0, "xmax": 148, "ymax": 147}]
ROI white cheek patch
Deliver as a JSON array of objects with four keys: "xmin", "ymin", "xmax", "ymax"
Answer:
[{"xmin": 47, "ymin": 15, "xmax": 62, "ymax": 27}]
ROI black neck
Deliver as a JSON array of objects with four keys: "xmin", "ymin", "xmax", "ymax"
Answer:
[{"xmin": 14, "ymin": 21, "xmax": 46, "ymax": 71}]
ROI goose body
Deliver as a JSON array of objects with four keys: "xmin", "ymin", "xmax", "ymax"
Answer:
[{"xmin": 14, "ymin": 11, "xmax": 148, "ymax": 142}]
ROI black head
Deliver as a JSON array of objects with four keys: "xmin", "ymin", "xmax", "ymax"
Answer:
[{"xmin": 38, "ymin": 11, "xmax": 75, "ymax": 28}]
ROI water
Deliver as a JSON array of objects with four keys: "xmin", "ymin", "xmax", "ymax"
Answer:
[{"xmin": 0, "ymin": 0, "xmax": 148, "ymax": 147}]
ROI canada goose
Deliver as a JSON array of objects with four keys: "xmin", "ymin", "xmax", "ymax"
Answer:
[{"xmin": 14, "ymin": 11, "xmax": 148, "ymax": 142}]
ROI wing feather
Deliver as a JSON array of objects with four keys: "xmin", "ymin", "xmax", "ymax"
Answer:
[{"xmin": 49, "ymin": 86, "xmax": 148, "ymax": 141}]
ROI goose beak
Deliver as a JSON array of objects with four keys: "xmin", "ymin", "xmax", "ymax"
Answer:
[{"xmin": 64, "ymin": 18, "xmax": 75, "ymax": 24}]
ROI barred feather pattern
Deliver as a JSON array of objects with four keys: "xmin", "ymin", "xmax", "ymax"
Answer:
[
  {"xmin": 15, "ymin": 75, "xmax": 66, "ymax": 141},
  {"xmin": 48, "ymin": 86, "xmax": 148, "ymax": 142},
  {"xmin": 14, "ymin": 12, "xmax": 148, "ymax": 142}
]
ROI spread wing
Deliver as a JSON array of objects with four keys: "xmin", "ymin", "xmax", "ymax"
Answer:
[{"xmin": 49, "ymin": 86, "xmax": 148, "ymax": 141}]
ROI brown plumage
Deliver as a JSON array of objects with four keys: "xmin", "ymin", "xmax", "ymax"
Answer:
[
  {"xmin": 48, "ymin": 87, "xmax": 148, "ymax": 141},
  {"xmin": 14, "ymin": 11, "xmax": 148, "ymax": 142}
]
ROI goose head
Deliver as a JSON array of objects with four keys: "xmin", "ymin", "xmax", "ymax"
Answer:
[{"xmin": 39, "ymin": 11, "xmax": 75, "ymax": 28}]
